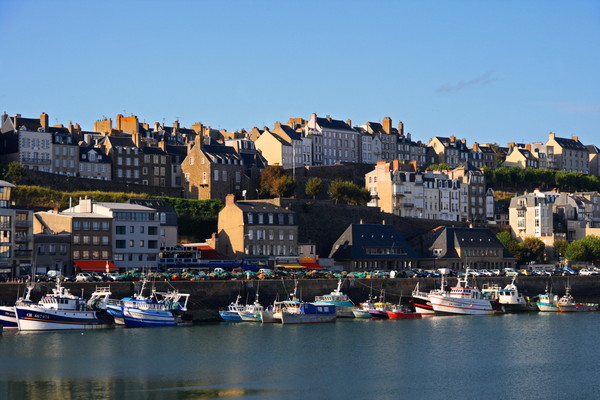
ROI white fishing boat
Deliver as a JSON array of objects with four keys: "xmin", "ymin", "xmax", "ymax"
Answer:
[
  {"xmin": 219, "ymin": 294, "xmax": 244, "ymax": 322},
  {"xmin": 411, "ymin": 270, "xmax": 451, "ymax": 315},
  {"xmin": 352, "ymin": 293, "xmax": 376, "ymax": 319},
  {"xmin": 481, "ymin": 277, "xmax": 528, "ymax": 312},
  {"xmin": 238, "ymin": 289, "xmax": 266, "ymax": 322},
  {"xmin": 314, "ymin": 278, "xmax": 357, "ymax": 318},
  {"xmin": 15, "ymin": 279, "xmax": 113, "ymax": 331},
  {"xmin": 0, "ymin": 282, "xmax": 34, "ymax": 329},
  {"xmin": 429, "ymin": 269, "xmax": 495, "ymax": 315},
  {"xmin": 536, "ymin": 288, "xmax": 560, "ymax": 312}
]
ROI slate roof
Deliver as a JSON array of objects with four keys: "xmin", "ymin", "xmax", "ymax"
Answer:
[
  {"xmin": 554, "ymin": 136, "xmax": 587, "ymax": 151},
  {"xmin": 430, "ymin": 227, "xmax": 513, "ymax": 259},
  {"xmin": 434, "ymin": 136, "xmax": 469, "ymax": 151},
  {"xmin": 316, "ymin": 117, "xmax": 354, "ymax": 132},
  {"xmin": 105, "ymin": 136, "xmax": 136, "ymax": 148},
  {"xmin": 141, "ymin": 146, "xmax": 168, "ymax": 156},
  {"xmin": 202, "ymin": 144, "xmax": 242, "ymax": 162},
  {"xmin": 329, "ymin": 224, "xmax": 419, "ymax": 260},
  {"xmin": 79, "ymin": 147, "xmax": 111, "ymax": 163},
  {"xmin": 277, "ymin": 124, "xmax": 303, "ymax": 141}
]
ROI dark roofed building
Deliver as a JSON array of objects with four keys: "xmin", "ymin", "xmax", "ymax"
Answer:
[
  {"xmin": 329, "ymin": 223, "xmax": 419, "ymax": 271},
  {"xmin": 427, "ymin": 227, "xmax": 515, "ymax": 270},
  {"xmin": 128, "ymin": 198, "xmax": 178, "ymax": 247}
]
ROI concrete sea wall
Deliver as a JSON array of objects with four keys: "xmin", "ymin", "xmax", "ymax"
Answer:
[{"xmin": 2, "ymin": 276, "xmax": 600, "ymax": 321}]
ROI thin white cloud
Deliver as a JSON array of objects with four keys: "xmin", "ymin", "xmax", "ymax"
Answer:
[{"xmin": 436, "ymin": 71, "xmax": 499, "ymax": 93}]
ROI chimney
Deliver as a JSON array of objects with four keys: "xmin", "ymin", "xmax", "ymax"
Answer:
[
  {"xmin": 79, "ymin": 197, "xmax": 93, "ymax": 213},
  {"xmin": 525, "ymin": 144, "xmax": 532, "ymax": 151},
  {"xmin": 346, "ymin": 119, "xmax": 352, "ymax": 127},
  {"xmin": 116, "ymin": 114, "xmax": 124, "ymax": 131},
  {"xmin": 274, "ymin": 121, "xmax": 281, "ymax": 130},
  {"xmin": 508, "ymin": 142, "xmax": 515, "ymax": 149},
  {"xmin": 450, "ymin": 136, "xmax": 456, "ymax": 143},
  {"xmin": 548, "ymin": 132, "xmax": 555, "ymax": 140},
  {"xmin": 473, "ymin": 142, "xmax": 480, "ymax": 151},
  {"xmin": 326, "ymin": 115, "xmax": 332, "ymax": 122},
  {"xmin": 572, "ymin": 136, "xmax": 579, "ymax": 142},
  {"xmin": 158, "ymin": 140, "xmax": 166, "ymax": 152},
  {"xmin": 382, "ymin": 117, "xmax": 392, "ymax": 134},
  {"xmin": 13, "ymin": 114, "xmax": 21, "ymax": 129},
  {"xmin": 173, "ymin": 120, "xmax": 180, "ymax": 130},
  {"xmin": 40, "ymin": 112, "xmax": 48, "ymax": 130},
  {"xmin": 68, "ymin": 121, "xmax": 73, "ymax": 133},
  {"xmin": 225, "ymin": 194, "xmax": 236, "ymax": 206},
  {"xmin": 397, "ymin": 121, "xmax": 404, "ymax": 136},
  {"xmin": 154, "ymin": 122, "xmax": 160, "ymax": 132}
]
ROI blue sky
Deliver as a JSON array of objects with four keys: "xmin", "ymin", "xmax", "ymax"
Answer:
[{"xmin": 1, "ymin": 1, "xmax": 599, "ymax": 146}]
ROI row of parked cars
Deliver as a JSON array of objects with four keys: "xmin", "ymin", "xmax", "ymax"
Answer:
[{"xmin": 33, "ymin": 271, "xmax": 123, "ymax": 282}]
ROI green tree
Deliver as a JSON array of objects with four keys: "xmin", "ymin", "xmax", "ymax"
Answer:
[
  {"xmin": 259, "ymin": 166, "xmax": 286, "ymax": 197},
  {"xmin": 305, "ymin": 177, "xmax": 323, "ymax": 199},
  {"xmin": 522, "ymin": 237, "xmax": 546, "ymax": 263},
  {"xmin": 427, "ymin": 163, "xmax": 450, "ymax": 171},
  {"xmin": 496, "ymin": 231, "xmax": 513, "ymax": 249},
  {"xmin": 270, "ymin": 175, "xmax": 296, "ymax": 198},
  {"xmin": 553, "ymin": 239, "xmax": 569, "ymax": 261},
  {"xmin": 5, "ymin": 161, "xmax": 25, "ymax": 184},
  {"xmin": 580, "ymin": 235, "xmax": 600, "ymax": 261},
  {"xmin": 328, "ymin": 179, "xmax": 346, "ymax": 204},
  {"xmin": 565, "ymin": 240, "xmax": 589, "ymax": 262}
]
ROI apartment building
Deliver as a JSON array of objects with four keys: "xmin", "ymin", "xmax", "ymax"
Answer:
[
  {"xmin": 545, "ymin": 132, "xmax": 590, "ymax": 173},
  {"xmin": 428, "ymin": 136, "xmax": 470, "ymax": 167},
  {"xmin": 306, "ymin": 113, "xmax": 359, "ymax": 165}
]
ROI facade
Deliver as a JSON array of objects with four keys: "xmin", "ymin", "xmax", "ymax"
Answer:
[
  {"xmin": 182, "ymin": 136, "xmax": 245, "ymax": 201},
  {"xmin": 64, "ymin": 199, "xmax": 160, "ymax": 270},
  {"xmin": 503, "ymin": 145, "xmax": 539, "ymax": 169},
  {"xmin": 0, "ymin": 181, "xmax": 34, "ymax": 278},
  {"xmin": 216, "ymin": 195, "xmax": 298, "ymax": 265},
  {"xmin": 306, "ymin": 113, "xmax": 359, "ymax": 165},
  {"xmin": 254, "ymin": 127, "xmax": 293, "ymax": 168},
  {"xmin": 508, "ymin": 190, "xmax": 559, "ymax": 244},
  {"xmin": 79, "ymin": 147, "xmax": 112, "ymax": 180},
  {"xmin": 545, "ymin": 132, "xmax": 590, "ymax": 173},
  {"xmin": 128, "ymin": 198, "xmax": 178, "ymax": 248},
  {"xmin": 328, "ymin": 223, "xmax": 419, "ymax": 271},
  {"xmin": 33, "ymin": 234, "xmax": 71, "ymax": 274},
  {"xmin": 469, "ymin": 142, "xmax": 497, "ymax": 169},
  {"xmin": 428, "ymin": 136, "xmax": 470, "ymax": 167},
  {"xmin": 34, "ymin": 209, "xmax": 113, "ymax": 274},
  {"xmin": 51, "ymin": 129, "xmax": 79, "ymax": 176}
]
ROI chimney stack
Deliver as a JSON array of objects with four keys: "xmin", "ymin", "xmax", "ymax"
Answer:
[
  {"xmin": 346, "ymin": 119, "xmax": 352, "ymax": 127},
  {"xmin": 225, "ymin": 194, "xmax": 235, "ymax": 206},
  {"xmin": 382, "ymin": 117, "xmax": 392, "ymax": 134},
  {"xmin": 132, "ymin": 131, "xmax": 141, "ymax": 148},
  {"xmin": 397, "ymin": 121, "xmax": 404, "ymax": 136},
  {"xmin": 40, "ymin": 112, "xmax": 48, "ymax": 130},
  {"xmin": 572, "ymin": 136, "xmax": 579, "ymax": 142}
]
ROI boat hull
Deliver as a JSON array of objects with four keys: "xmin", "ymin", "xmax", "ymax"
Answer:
[
  {"xmin": 219, "ymin": 311, "xmax": 243, "ymax": 322},
  {"xmin": 429, "ymin": 295, "xmax": 495, "ymax": 315},
  {"xmin": 15, "ymin": 306, "xmax": 111, "ymax": 331},
  {"xmin": 558, "ymin": 303, "xmax": 599, "ymax": 312},
  {"xmin": 536, "ymin": 302, "xmax": 559, "ymax": 312},
  {"xmin": 259, "ymin": 310, "xmax": 276, "ymax": 323},
  {"xmin": 279, "ymin": 313, "xmax": 336, "ymax": 324},
  {"xmin": 387, "ymin": 311, "xmax": 422, "ymax": 319},
  {"xmin": 352, "ymin": 309, "xmax": 372, "ymax": 319},
  {"xmin": 0, "ymin": 306, "xmax": 17, "ymax": 329},
  {"xmin": 412, "ymin": 296, "xmax": 435, "ymax": 315},
  {"xmin": 368, "ymin": 309, "xmax": 389, "ymax": 319},
  {"xmin": 239, "ymin": 311, "xmax": 261, "ymax": 322},
  {"xmin": 122, "ymin": 308, "xmax": 177, "ymax": 327}
]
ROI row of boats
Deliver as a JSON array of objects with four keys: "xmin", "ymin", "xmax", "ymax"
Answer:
[
  {"xmin": 411, "ymin": 269, "xmax": 599, "ymax": 315},
  {"xmin": 0, "ymin": 279, "xmax": 190, "ymax": 331},
  {"xmin": 220, "ymin": 270, "xmax": 600, "ymax": 324}
]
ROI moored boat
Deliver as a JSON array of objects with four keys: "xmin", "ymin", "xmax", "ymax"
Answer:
[
  {"xmin": 238, "ymin": 291, "xmax": 265, "ymax": 322},
  {"xmin": 536, "ymin": 285, "xmax": 560, "ymax": 312},
  {"xmin": 557, "ymin": 286, "xmax": 599, "ymax": 312},
  {"xmin": 272, "ymin": 281, "xmax": 336, "ymax": 324},
  {"xmin": 314, "ymin": 278, "xmax": 357, "ymax": 318},
  {"xmin": 0, "ymin": 281, "xmax": 34, "ymax": 329},
  {"xmin": 387, "ymin": 304, "xmax": 422, "ymax": 319},
  {"xmin": 219, "ymin": 294, "xmax": 244, "ymax": 322},
  {"xmin": 429, "ymin": 269, "xmax": 495, "ymax": 315},
  {"xmin": 15, "ymin": 279, "xmax": 113, "ymax": 331},
  {"xmin": 412, "ymin": 270, "xmax": 450, "ymax": 315},
  {"xmin": 481, "ymin": 277, "xmax": 529, "ymax": 313}
]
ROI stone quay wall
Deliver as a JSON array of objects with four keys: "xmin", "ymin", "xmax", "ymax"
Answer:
[{"xmin": 2, "ymin": 276, "xmax": 600, "ymax": 322}]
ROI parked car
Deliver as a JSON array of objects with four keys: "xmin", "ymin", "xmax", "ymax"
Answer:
[
  {"xmin": 504, "ymin": 268, "xmax": 519, "ymax": 277},
  {"xmin": 75, "ymin": 272, "xmax": 94, "ymax": 282},
  {"xmin": 561, "ymin": 267, "xmax": 578, "ymax": 276},
  {"xmin": 579, "ymin": 268, "xmax": 599, "ymax": 276}
]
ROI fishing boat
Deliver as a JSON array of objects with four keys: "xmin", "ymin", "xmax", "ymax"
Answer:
[
  {"xmin": 411, "ymin": 270, "xmax": 450, "ymax": 315},
  {"xmin": 238, "ymin": 290, "xmax": 266, "ymax": 322},
  {"xmin": 272, "ymin": 281, "xmax": 336, "ymax": 324},
  {"xmin": 314, "ymin": 278, "xmax": 357, "ymax": 318},
  {"xmin": 219, "ymin": 294, "xmax": 244, "ymax": 322},
  {"xmin": 15, "ymin": 279, "xmax": 113, "ymax": 331},
  {"xmin": 429, "ymin": 269, "xmax": 495, "ymax": 315},
  {"xmin": 387, "ymin": 304, "xmax": 422, "ymax": 319},
  {"xmin": 0, "ymin": 282, "xmax": 34, "ymax": 329},
  {"xmin": 368, "ymin": 290, "xmax": 394, "ymax": 319},
  {"xmin": 106, "ymin": 280, "xmax": 190, "ymax": 327},
  {"xmin": 557, "ymin": 286, "xmax": 599, "ymax": 312},
  {"xmin": 536, "ymin": 285, "xmax": 560, "ymax": 312},
  {"xmin": 481, "ymin": 276, "xmax": 528, "ymax": 312}
]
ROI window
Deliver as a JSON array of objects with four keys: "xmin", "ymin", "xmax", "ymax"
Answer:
[
  {"xmin": 73, "ymin": 221, "xmax": 81, "ymax": 230},
  {"xmin": 92, "ymin": 236, "xmax": 100, "ymax": 245},
  {"xmin": 116, "ymin": 240, "xmax": 126, "ymax": 249},
  {"xmin": 102, "ymin": 222, "xmax": 109, "ymax": 231},
  {"xmin": 148, "ymin": 240, "xmax": 158, "ymax": 249},
  {"xmin": 129, "ymin": 240, "xmax": 134, "ymax": 247},
  {"xmin": 148, "ymin": 226, "xmax": 158, "ymax": 235},
  {"xmin": 116, "ymin": 226, "xmax": 126, "ymax": 235},
  {"xmin": 139, "ymin": 240, "xmax": 145, "ymax": 247},
  {"xmin": 139, "ymin": 226, "xmax": 145, "ymax": 234},
  {"xmin": 102, "ymin": 236, "xmax": 109, "ymax": 245},
  {"xmin": 73, "ymin": 235, "xmax": 80, "ymax": 244}
]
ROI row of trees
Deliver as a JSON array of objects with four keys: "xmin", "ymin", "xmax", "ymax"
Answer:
[
  {"xmin": 484, "ymin": 166, "xmax": 600, "ymax": 193},
  {"xmin": 259, "ymin": 166, "xmax": 371, "ymax": 206},
  {"xmin": 497, "ymin": 231, "xmax": 600, "ymax": 265}
]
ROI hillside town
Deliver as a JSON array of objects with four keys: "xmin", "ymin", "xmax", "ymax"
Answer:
[{"xmin": 1, "ymin": 111, "xmax": 600, "ymax": 280}]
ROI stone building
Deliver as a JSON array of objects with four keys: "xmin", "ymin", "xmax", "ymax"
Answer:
[{"xmin": 216, "ymin": 195, "xmax": 298, "ymax": 266}]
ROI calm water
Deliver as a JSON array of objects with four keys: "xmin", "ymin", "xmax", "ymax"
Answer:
[{"xmin": 1, "ymin": 313, "xmax": 600, "ymax": 400}]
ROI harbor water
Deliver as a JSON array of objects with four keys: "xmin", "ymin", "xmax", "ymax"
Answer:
[{"xmin": 1, "ymin": 313, "xmax": 600, "ymax": 400}]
